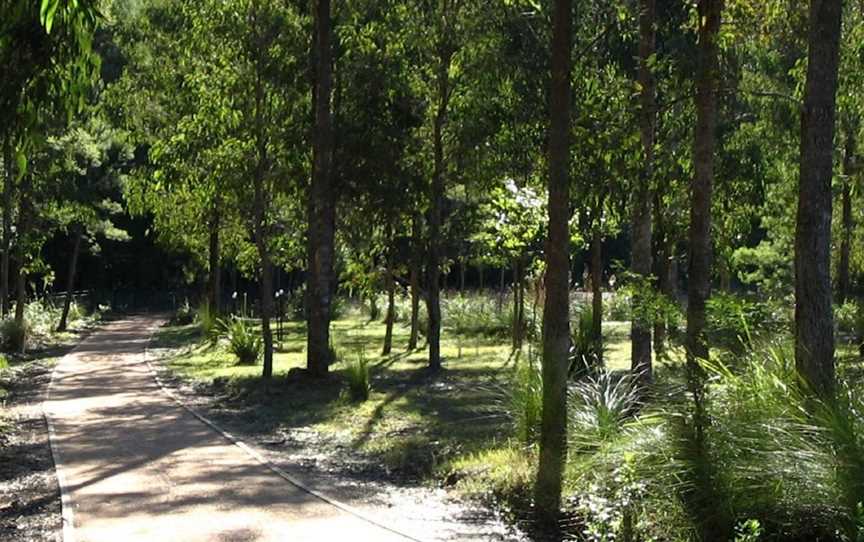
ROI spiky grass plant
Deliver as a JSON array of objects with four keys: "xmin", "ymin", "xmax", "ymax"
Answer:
[
  {"xmin": 345, "ymin": 350, "xmax": 371, "ymax": 402},
  {"xmin": 510, "ymin": 354, "xmax": 543, "ymax": 446},
  {"xmin": 569, "ymin": 305, "xmax": 603, "ymax": 378},
  {"xmin": 219, "ymin": 316, "xmax": 262, "ymax": 365}
]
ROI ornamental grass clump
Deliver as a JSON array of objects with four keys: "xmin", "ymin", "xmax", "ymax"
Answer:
[
  {"xmin": 345, "ymin": 350, "xmax": 371, "ymax": 402},
  {"xmin": 219, "ymin": 316, "xmax": 262, "ymax": 365}
]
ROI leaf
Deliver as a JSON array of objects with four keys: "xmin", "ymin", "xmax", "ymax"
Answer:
[{"xmin": 14, "ymin": 150, "xmax": 27, "ymax": 178}]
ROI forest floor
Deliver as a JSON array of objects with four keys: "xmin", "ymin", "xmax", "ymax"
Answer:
[
  {"xmin": 0, "ymin": 322, "xmax": 98, "ymax": 542},
  {"xmin": 150, "ymin": 306, "xmax": 685, "ymax": 539}
]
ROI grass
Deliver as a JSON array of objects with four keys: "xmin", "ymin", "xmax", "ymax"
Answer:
[{"xmin": 153, "ymin": 300, "xmax": 674, "ymax": 483}]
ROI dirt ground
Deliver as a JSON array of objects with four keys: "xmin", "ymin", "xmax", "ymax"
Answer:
[{"xmin": 0, "ymin": 354, "xmax": 63, "ymax": 542}]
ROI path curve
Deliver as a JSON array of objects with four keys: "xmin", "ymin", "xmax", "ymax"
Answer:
[{"xmin": 45, "ymin": 316, "xmax": 413, "ymax": 542}]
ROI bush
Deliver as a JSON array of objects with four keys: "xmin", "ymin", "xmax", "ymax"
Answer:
[
  {"xmin": 198, "ymin": 302, "xmax": 218, "ymax": 338},
  {"xmin": 344, "ymin": 351, "xmax": 371, "ymax": 402},
  {"xmin": 170, "ymin": 300, "xmax": 196, "ymax": 326},
  {"xmin": 604, "ymin": 292, "xmax": 631, "ymax": 321},
  {"xmin": 443, "ymin": 292, "xmax": 513, "ymax": 338},
  {"xmin": 568, "ymin": 370, "xmax": 640, "ymax": 451},
  {"xmin": 219, "ymin": 316, "xmax": 262, "ymax": 365},
  {"xmin": 836, "ymin": 301, "xmax": 859, "ymax": 334},
  {"xmin": 705, "ymin": 292, "xmax": 786, "ymax": 353},
  {"xmin": 0, "ymin": 318, "xmax": 29, "ymax": 353}
]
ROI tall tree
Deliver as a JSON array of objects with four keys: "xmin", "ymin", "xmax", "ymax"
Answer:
[
  {"xmin": 795, "ymin": 0, "xmax": 843, "ymax": 396},
  {"xmin": 631, "ymin": 0, "xmax": 656, "ymax": 386},
  {"xmin": 685, "ymin": 0, "xmax": 722, "ymax": 374},
  {"xmin": 535, "ymin": 0, "xmax": 571, "ymax": 528},
  {"xmin": 307, "ymin": 0, "xmax": 336, "ymax": 377}
]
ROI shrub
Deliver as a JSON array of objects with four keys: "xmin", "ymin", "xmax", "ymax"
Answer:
[
  {"xmin": 0, "ymin": 318, "xmax": 29, "ymax": 353},
  {"xmin": 568, "ymin": 370, "xmax": 640, "ymax": 451},
  {"xmin": 198, "ymin": 302, "xmax": 218, "ymax": 338},
  {"xmin": 170, "ymin": 300, "xmax": 196, "ymax": 326},
  {"xmin": 604, "ymin": 292, "xmax": 631, "ymax": 321},
  {"xmin": 219, "ymin": 316, "xmax": 262, "ymax": 365},
  {"xmin": 0, "ymin": 354, "xmax": 7, "ymax": 370},
  {"xmin": 705, "ymin": 292, "xmax": 786, "ymax": 353},
  {"xmin": 836, "ymin": 301, "xmax": 859, "ymax": 334},
  {"xmin": 344, "ymin": 350, "xmax": 370, "ymax": 402}
]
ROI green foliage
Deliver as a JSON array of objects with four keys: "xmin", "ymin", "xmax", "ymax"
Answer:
[
  {"xmin": 705, "ymin": 292, "xmax": 787, "ymax": 352},
  {"xmin": 570, "ymin": 305, "xmax": 603, "ymax": 377},
  {"xmin": 444, "ymin": 293, "xmax": 513, "ymax": 338},
  {"xmin": 219, "ymin": 316, "xmax": 262, "ymax": 366},
  {"xmin": 0, "ymin": 318, "xmax": 29, "ymax": 353},
  {"xmin": 343, "ymin": 350, "xmax": 371, "ymax": 402},
  {"xmin": 836, "ymin": 301, "xmax": 859, "ymax": 334},
  {"xmin": 197, "ymin": 303, "xmax": 218, "ymax": 339},
  {"xmin": 169, "ymin": 300, "xmax": 196, "ymax": 326},
  {"xmin": 568, "ymin": 371, "xmax": 640, "ymax": 452},
  {"xmin": 510, "ymin": 355, "xmax": 543, "ymax": 446},
  {"xmin": 603, "ymin": 292, "xmax": 631, "ymax": 321},
  {"xmin": 0, "ymin": 354, "xmax": 8, "ymax": 371}
]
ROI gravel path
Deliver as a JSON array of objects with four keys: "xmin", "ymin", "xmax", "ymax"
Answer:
[{"xmin": 45, "ymin": 316, "xmax": 414, "ymax": 542}]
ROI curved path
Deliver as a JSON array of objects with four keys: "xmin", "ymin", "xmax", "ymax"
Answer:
[{"xmin": 45, "ymin": 316, "xmax": 412, "ymax": 542}]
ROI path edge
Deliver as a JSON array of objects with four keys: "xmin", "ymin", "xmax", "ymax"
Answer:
[
  {"xmin": 142, "ymin": 320, "xmax": 427, "ymax": 542},
  {"xmin": 45, "ymin": 336, "xmax": 92, "ymax": 542}
]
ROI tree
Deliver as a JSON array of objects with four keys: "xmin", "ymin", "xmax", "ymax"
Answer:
[
  {"xmin": 535, "ymin": 0, "xmax": 571, "ymax": 528},
  {"xmin": 307, "ymin": 0, "xmax": 336, "ymax": 378},
  {"xmin": 631, "ymin": 0, "xmax": 655, "ymax": 386},
  {"xmin": 685, "ymin": 0, "xmax": 722, "ymax": 379},
  {"xmin": 795, "ymin": 0, "xmax": 843, "ymax": 396}
]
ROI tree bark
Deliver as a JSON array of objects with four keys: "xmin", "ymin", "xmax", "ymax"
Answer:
[
  {"xmin": 408, "ymin": 215, "xmax": 421, "ymax": 350},
  {"xmin": 535, "ymin": 0, "xmax": 571, "ymax": 528},
  {"xmin": 837, "ymin": 121, "xmax": 856, "ymax": 305},
  {"xmin": 57, "ymin": 227, "xmax": 83, "ymax": 332},
  {"xmin": 207, "ymin": 201, "xmax": 221, "ymax": 315},
  {"xmin": 512, "ymin": 257, "xmax": 524, "ymax": 350},
  {"xmin": 13, "ymin": 175, "xmax": 32, "ymax": 329},
  {"xmin": 1, "ymin": 135, "xmax": 12, "ymax": 317},
  {"xmin": 631, "ymin": 0, "xmax": 655, "ymax": 386},
  {"xmin": 383, "ymin": 264, "xmax": 395, "ymax": 355},
  {"xmin": 686, "ymin": 0, "xmax": 722, "ymax": 370},
  {"xmin": 426, "ymin": 37, "xmax": 452, "ymax": 372},
  {"xmin": 307, "ymin": 0, "xmax": 335, "ymax": 377},
  {"xmin": 795, "ymin": 0, "xmax": 842, "ymax": 397},
  {"xmin": 591, "ymin": 225, "xmax": 603, "ymax": 362},
  {"xmin": 252, "ymin": 2, "xmax": 274, "ymax": 379}
]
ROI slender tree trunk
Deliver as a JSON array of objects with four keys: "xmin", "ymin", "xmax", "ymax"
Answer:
[
  {"xmin": 498, "ymin": 267, "xmax": 505, "ymax": 312},
  {"xmin": 409, "ymin": 216, "xmax": 421, "ymax": 350},
  {"xmin": 1, "ymin": 135, "xmax": 12, "ymax": 317},
  {"xmin": 208, "ymin": 203, "xmax": 221, "ymax": 315},
  {"xmin": 383, "ymin": 264, "xmax": 395, "ymax": 355},
  {"xmin": 512, "ymin": 258, "xmax": 524, "ymax": 350},
  {"xmin": 837, "ymin": 121, "xmax": 856, "ymax": 305},
  {"xmin": 57, "ymin": 227, "xmax": 83, "ymax": 332},
  {"xmin": 426, "ymin": 41, "xmax": 452, "ymax": 372},
  {"xmin": 251, "ymin": 3, "xmax": 274, "ymax": 379},
  {"xmin": 535, "ymin": 0, "xmax": 571, "ymax": 528},
  {"xmin": 459, "ymin": 257, "xmax": 466, "ymax": 294},
  {"xmin": 307, "ymin": 0, "xmax": 335, "ymax": 377},
  {"xmin": 631, "ymin": 0, "xmax": 655, "ymax": 386},
  {"xmin": 591, "ymin": 225, "xmax": 603, "ymax": 362},
  {"xmin": 795, "ymin": 0, "xmax": 842, "ymax": 397},
  {"xmin": 13, "ymin": 175, "xmax": 32, "ymax": 330},
  {"xmin": 686, "ymin": 0, "xmax": 722, "ymax": 372},
  {"xmin": 653, "ymin": 191, "xmax": 671, "ymax": 357}
]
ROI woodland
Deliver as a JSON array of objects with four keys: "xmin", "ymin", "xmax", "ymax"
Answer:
[{"xmin": 2, "ymin": 0, "xmax": 864, "ymax": 540}]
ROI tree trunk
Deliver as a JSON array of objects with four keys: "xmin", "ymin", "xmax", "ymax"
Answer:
[
  {"xmin": 653, "ymin": 191, "xmax": 671, "ymax": 357},
  {"xmin": 426, "ymin": 40, "xmax": 452, "ymax": 372},
  {"xmin": 591, "ymin": 225, "xmax": 603, "ymax": 361},
  {"xmin": 459, "ymin": 257, "xmax": 466, "ymax": 294},
  {"xmin": 631, "ymin": 0, "xmax": 655, "ymax": 386},
  {"xmin": 498, "ymin": 266, "xmax": 505, "ymax": 312},
  {"xmin": 795, "ymin": 0, "xmax": 842, "ymax": 397},
  {"xmin": 837, "ymin": 121, "xmax": 856, "ymax": 305},
  {"xmin": 307, "ymin": 0, "xmax": 335, "ymax": 377},
  {"xmin": 252, "ymin": 4, "xmax": 274, "ymax": 379},
  {"xmin": 535, "ymin": 0, "xmax": 571, "ymax": 528},
  {"xmin": 409, "ymin": 215, "xmax": 421, "ymax": 350},
  {"xmin": 512, "ymin": 258, "xmax": 524, "ymax": 350},
  {"xmin": 1, "ymin": 135, "xmax": 12, "ymax": 317},
  {"xmin": 383, "ymin": 264, "xmax": 395, "ymax": 356},
  {"xmin": 13, "ymin": 175, "xmax": 32, "ymax": 330},
  {"xmin": 57, "ymin": 227, "xmax": 83, "ymax": 332},
  {"xmin": 686, "ymin": 0, "xmax": 721, "ymax": 371},
  {"xmin": 208, "ymin": 203, "xmax": 221, "ymax": 315}
]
